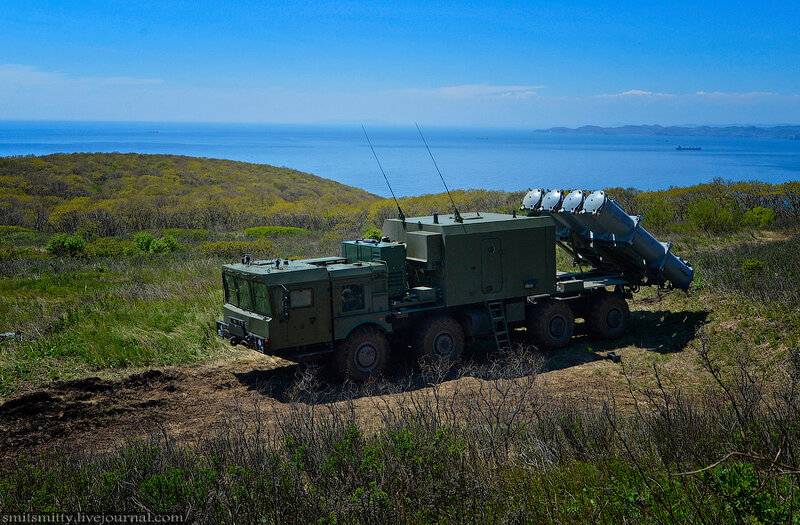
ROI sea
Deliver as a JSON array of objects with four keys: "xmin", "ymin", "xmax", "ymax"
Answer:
[{"xmin": 1, "ymin": 121, "xmax": 798, "ymax": 197}]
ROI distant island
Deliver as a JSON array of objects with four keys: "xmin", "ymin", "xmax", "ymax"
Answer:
[{"xmin": 536, "ymin": 125, "xmax": 800, "ymax": 140}]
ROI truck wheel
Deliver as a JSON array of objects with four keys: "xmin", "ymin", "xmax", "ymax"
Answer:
[
  {"xmin": 586, "ymin": 293, "xmax": 629, "ymax": 339},
  {"xmin": 415, "ymin": 315, "xmax": 465, "ymax": 364},
  {"xmin": 527, "ymin": 300, "xmax": 574, "ymax": 349},
  {"xmin": 335, "ymin": 326, "xmax": 390, "ymax": 382}
]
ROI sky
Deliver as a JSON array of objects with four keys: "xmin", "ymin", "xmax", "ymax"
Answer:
[{"xmin": 1, "ymin": 0, "xmax": 799, "ymax": 127}]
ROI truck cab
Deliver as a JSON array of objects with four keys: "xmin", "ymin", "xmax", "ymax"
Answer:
[{"xmin": 216, "ymin": 254, "xmax": 392, "ymax": 361}]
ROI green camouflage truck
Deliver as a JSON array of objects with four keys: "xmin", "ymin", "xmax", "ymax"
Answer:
[{"xmin": 217, "ymin": 190, "xmax": 693, "ymax": 381}]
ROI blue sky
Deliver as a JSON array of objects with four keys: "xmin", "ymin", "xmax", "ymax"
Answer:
[{"xmin": 1, "ymin": 1, "xmax": 798, "ymax": 126}]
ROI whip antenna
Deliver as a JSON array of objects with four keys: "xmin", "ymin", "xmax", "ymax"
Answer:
[
  {"xmin": 415, "ymin": 123, "xmax": 463, "ymax": 223},
  {"xmin": 362, "ymin": 125, "xmax": 405, "ymax": 222}
]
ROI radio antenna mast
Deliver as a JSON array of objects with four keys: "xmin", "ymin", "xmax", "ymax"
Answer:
[
  {"xmin": 415, "ymin": 123, "xmax": 463, "ymax": 223},
  {"xmin": 362, "ymin": 125, "xmax": 405, "ymax": 222}
]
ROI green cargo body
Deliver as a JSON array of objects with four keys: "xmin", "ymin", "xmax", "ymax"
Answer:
[{"xmin": 382, "ymin": 212, "xmax": 556, "ymax": 307}]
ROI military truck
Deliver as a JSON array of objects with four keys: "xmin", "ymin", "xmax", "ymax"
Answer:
[{"xmin": 217, "ymin": 190, "xmax": 693, "ymax": 381}]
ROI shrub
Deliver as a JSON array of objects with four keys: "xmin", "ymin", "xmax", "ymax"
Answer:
[
  {"xmin": 134, "ymin": 231, "xmax": 155, "ymax": 252},
  {"xmin": 244, "ymin": 226, "xmax": 310, "ymax": 238},
  {"xmin": 741, "ymin": 207, "xmax": 776, "ymax": 229},
  {"xmin": 686, "ymin": 197, "xmax": 740, "ymax": 233},
  {"xmin": 636, "ymin": 194, "xmax": 675, "ymax": 232},
  {"xmin": 362, "ymin": 226, "xmax": 382, "ymax": 240},
  {"xmin": 46, "ymin": 233, "xmax": 86, "ymax": 257},
  {"xmin": 149, "ymin": 235, "xmax": 179, "ymax": 254},
  {"xmin": 198, "ymin": 239, "xmax": 274, "ymax": 257},
  {"xmin": 132, "ymin": 232, "xmax": 178, "ymax": 254}
]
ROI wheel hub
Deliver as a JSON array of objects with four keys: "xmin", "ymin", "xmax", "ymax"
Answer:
[
  {"xmin": 354, "ymin": 343, "xmax": 378, "ymax": 370},
  {"xmin": 549, "ymin": 316, "xmax": 566, "ymax": 338},
  {"xmin": 433, "ymin": 332, "xmax": 455, "ymax": 358},
  {"xmin": 607, "ymin": 308, "xmax": 623, "ymax": 329}
]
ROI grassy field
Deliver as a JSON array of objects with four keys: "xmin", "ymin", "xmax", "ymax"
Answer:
[{"xmin": 1, "ymin": 153, "xmax": 799, "ymax": 521}]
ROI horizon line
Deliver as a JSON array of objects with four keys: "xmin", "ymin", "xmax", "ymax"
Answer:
[{"xmin": 1, "ymin": 118, "xmax": 800, "ymax": 130}]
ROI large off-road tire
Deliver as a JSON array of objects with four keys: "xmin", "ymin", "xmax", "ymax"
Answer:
[
  {"xmin": 335, "ymin": 326, "xmax": 390, "ymax": 382},
  {"xmin": 527, "ymin": 300, "xmax": 574, "ymax": 349},
  {"xmin": 414, "ymin": 315, "xmax": 465, "ymax": 364},
  {"xmin": 586, "ymin": 293, "xmax": 630, "ymax": 339}
]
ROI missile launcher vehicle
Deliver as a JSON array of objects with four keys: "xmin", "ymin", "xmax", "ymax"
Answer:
[{"xmin": 217, "ymin": 192, "xmax": 693, "ymax": 381}]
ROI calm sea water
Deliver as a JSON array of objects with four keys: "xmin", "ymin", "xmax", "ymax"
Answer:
[{"xmin": 1, "ymin": 121, "xmax": 798, "ymax": 197}]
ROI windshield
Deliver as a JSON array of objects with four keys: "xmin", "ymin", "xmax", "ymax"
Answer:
[{"xmin": 223, "ymin": 273, "xmax": 271, "ymax": 316}]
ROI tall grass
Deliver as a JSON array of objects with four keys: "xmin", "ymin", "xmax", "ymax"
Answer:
[
  {"xmin": 692, "ymin": 234, "xmax": 800, "ymax": 304},
  {"xmin": 2, "ymin": 346, "xmax": 799, "ymax": 523}
]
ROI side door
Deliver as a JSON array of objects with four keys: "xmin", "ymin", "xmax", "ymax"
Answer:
[
  {"xmin": 286, "ymin": 280, "xmax": 331, "ymax": 347},
  {"xmin": 481, "ymin": 237, "xmax": 503, "ymax": 294},
  {"xmin": 332, "ymin": 278, "xmax": 372, "ymax": 340}
]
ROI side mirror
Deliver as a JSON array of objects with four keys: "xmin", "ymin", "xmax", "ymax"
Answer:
[{"xmin": 280, "ymin": 289, "xmax": 290, "ymax": 321}]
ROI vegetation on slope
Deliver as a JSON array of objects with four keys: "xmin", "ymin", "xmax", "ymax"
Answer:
[
  {"xmin": 1, "ymin": 154, "xmax": 798, "ymax": 242},
  {"xmin": 0, "ymin": 153, "xmax": 376, "ymax": 235}
]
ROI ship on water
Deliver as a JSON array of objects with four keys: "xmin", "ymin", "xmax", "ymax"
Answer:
[{"xmin": 676, "ymin": 145, "xmax": 702, "ymax": 151}]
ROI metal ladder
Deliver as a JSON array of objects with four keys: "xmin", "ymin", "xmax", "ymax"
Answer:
[{"xmin": 486, "ymin": 301, "xmax": 511, "ymax": 352}]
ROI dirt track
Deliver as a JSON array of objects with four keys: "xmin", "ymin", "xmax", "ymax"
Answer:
[{"xmin": 0, "ymin": 353, "xmax": 283, "ymax": 458}]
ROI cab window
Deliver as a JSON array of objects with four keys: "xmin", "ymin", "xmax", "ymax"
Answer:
[
  {"xmin": 238, "ymin": 279, "xmax": 253, "ymax": 310},
  {"xmin": 290, "ymin": 288, "xmax": 313, "ymax": 309},
  {"xmin": 340, "ymin": 284, "xmax": 365, "ymax": 313},
  {"xmin": 223, "ymin": 274, "xmax": 238, "ymax": 306},
  {"xmin": 253, "ymin": 282, "xmax": 271, "ymax": 315}
]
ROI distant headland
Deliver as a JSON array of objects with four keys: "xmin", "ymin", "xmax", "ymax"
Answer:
[{"xmin": 536, "ymin": 125, "xmax": 800, "ymax": 140}]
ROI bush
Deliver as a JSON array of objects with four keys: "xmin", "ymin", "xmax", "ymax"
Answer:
[
  {"xmin": 133, "ymin": 232, "xmax": 178, "ymax": 254},
  {"xmin": 45, "ymin": 233, "xmax": 86, "ymax": 257},
  {"xmin": 149, "ymin": 235, "xmax": 179, "ymax": 254},
  {"xmin": 687, "ymin": 197, "xmax": 740, "ymax": 233},
  {"xmin": 198, "ymin": 239, "xmax": 274, "ymax": 257},
  {"xmin": 244, "ymin": 226, "xmax": 310, "ymax": 238},
  {"xmin": 362, "ymin": 226, "xmax": 382, "ymax": 240},
  {"xmin": 134, "ymin": 231, "xmax": 155, "ymax": 252},
  {"xmin": 741, "ymin": 207, "xmax": 776, "ymax": 229},
  {"xmin": 636, "ymin": 194, "xmax": 675, "ymax": 232}
]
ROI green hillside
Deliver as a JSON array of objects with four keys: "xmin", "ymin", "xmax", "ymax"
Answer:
[
  {"xmin": 1, "ymin": 153, "xmax": 799, "ymax": 240},
  {"xmin": 0, "ymin": 153, "xmax": 378, "ymax": 235}
]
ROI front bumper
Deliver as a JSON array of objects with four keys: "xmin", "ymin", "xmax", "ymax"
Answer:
[{"xmin": 216, "ymin": 320, "xmax": 268, "ymax": 353}]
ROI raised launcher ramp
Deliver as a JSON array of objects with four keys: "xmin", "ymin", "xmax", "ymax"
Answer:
[{"xmin": 522, "ymin": 188, "xmax": 694, "ymax": 290}]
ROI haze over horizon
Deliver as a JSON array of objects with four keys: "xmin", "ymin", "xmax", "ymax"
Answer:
[{"xmin": 1, "ymin": 1, "xmax": 799, "ymax": 127}]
